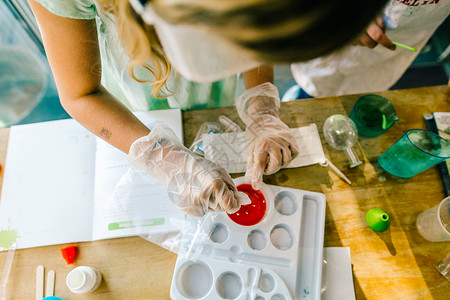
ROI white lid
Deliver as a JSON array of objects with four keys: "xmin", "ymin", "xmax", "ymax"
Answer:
[{"xmin": 66, "ymin": 266, "xmax": 99, "ymax": 294}]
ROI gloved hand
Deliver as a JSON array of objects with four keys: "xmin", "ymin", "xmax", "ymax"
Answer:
[
  {"xmin": 237, "ymin": 82, "xmax": 299, "ymax": 190},
  {"xmin": 128, "ymin": 124, "xmax": 247, "ymax": 217}
]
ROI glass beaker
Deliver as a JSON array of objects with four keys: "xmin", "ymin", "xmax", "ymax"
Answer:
[{"xmin": 323, "ymin": 114, "xmax": 362, "ymax": 168}]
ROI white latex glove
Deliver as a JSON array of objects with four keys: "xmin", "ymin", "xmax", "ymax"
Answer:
[
  {"xmin": 237, "ymin": 82, "xmax": 299, "ymax": 190},
  {"xmin": 129, "ymin": 124, "xmax": 248, "ymax": 217}
]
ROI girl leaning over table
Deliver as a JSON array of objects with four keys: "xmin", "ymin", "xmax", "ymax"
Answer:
[
  {"xmin": 290, "ymin": 0, "xmax": 450, "ymax": 99},
  {"xmin": 28, "ymin": 0, "xmax": 389, "ymax": 216}
]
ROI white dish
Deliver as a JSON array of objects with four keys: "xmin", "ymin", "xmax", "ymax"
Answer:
[{"xmin": 170, "ymin": 177, "xmax": 326, "ymax": 300}]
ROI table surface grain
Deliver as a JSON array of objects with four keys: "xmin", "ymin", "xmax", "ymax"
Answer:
[{"xmin": 0, "ymin": 85, "xmax": 449, "ymax": 299}]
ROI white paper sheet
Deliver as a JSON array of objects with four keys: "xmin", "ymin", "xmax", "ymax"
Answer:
[
  {"xmin": 321, "ymin": 247, "xmax": 356, "ymax": 300},
  {"xmin": 0, "ymin": 120, "xmax": 96, "ymax": 249}
]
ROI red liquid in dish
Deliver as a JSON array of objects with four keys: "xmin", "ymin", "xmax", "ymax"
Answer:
[{"xmin": 228, "ymin": 184, "xmax": 266, "ymax": 226}]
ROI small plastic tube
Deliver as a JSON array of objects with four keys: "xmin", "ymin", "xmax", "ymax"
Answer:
[
  {"xmin": 66, "ymin": 266, "xmax": 102, "ymax": 294},
  {"xmin": 392, "ymin": 41, "xmax": 417, "ymax": 52}
]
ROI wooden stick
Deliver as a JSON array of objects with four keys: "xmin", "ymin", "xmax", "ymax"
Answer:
[
  {"xmin": 45, "ymin": 270, "xmax": 55, "ymax": 297},
  {"xmin": 35, "ymin": 265, "xmax": 44, "ymax": 300}
]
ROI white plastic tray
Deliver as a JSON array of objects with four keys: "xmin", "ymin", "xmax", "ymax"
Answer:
[{"xmin": 170, "ymin": 178, "xmax": 326, "ymax": 300}]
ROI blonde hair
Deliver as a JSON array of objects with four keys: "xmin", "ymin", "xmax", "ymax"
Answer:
[
  {"xmin": 101, "ymin": 0, "xmax": 389, "ymax": 97},
  {"xmin": 99, "ymin": 0, "xmax": 171, "ymax": 98}
]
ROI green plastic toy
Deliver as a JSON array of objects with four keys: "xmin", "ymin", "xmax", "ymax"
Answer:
[{"xmin": 366, "ymin": 208, "xmax": 390, "ymax": 232}]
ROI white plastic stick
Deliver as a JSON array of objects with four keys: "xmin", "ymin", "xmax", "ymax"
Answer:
[
  {"xmin": 320, "ymin": 159, "xmax": 352, "ymax": 185},
  {"xmin": 36, "ymin": 265, "xmax": 44, "ymax": 300},
  {"xmin": 45, "ymin": 270, "xmax": 55, "ymax": 297},
  {"xmin": 0, "ymin": 242, "xmax": 16, "ymax": 300}
]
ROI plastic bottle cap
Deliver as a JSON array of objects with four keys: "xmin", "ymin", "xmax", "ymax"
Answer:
[
  {"xmin": 366, "ymin": 208, "xmax": 390, "ymax": 232},
  {"xmin": 60, "ymin": 245, "xmax": 77, "ymax": 264},
  {"xmin": 66, "ymin": 266, "xmax": 101, "ymax": 294}
]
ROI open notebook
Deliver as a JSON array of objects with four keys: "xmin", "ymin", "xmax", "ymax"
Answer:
[{"xmin": 0, "ymin": 109, "xmax": 185, "ymax": 250}]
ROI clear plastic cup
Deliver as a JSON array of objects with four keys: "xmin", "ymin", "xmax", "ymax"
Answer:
[
  {"xmin": 416, "ymin": 196, "xmax": 450, "ymax": 242},
  {"xmin": 436, "ymin": 253, "xmax": 450, "ymax": 281},
  {"xmin": 378, "ymin": 129, "xmax": 450, "ymax": 178}
]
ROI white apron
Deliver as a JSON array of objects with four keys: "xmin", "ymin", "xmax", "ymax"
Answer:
[{"xmin": 291, "ymin": 0, "xmax": 450, "ymax": 98}]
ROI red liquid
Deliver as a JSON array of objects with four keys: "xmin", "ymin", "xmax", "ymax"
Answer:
[{"xmin": 228, "ymin": 184, "xmax": 266, "ymax": 226}]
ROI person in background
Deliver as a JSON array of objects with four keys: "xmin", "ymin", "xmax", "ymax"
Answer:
[
  {"xmin": 290, "ymin": 0, "xmax": 450, "ymax": 99},
  {"xmin": 28, "ymin": 0, "xmax": 388, "ymax": 216}
]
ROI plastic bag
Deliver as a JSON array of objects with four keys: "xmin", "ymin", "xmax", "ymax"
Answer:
[
  {"xmin": 105, "ymin": 168, "xmax": 216, "ymax": 255},
  {"xmin": 0, "ymin": 46, "xmax": 47, "ymax": 127}
]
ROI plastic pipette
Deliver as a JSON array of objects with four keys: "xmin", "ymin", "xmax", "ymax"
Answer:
[{"xmin": 0, "ymin": 242, "xmax": 16, "ymax": 300}]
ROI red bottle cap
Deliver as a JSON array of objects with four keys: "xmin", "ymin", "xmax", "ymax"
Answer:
[
  {"xmin": 228, "ymin": 184, "xmax": 266, "ymax": 226},
  {"xmin": 60, "ymin": 245, "xmax": 77, "ymax": 264}
]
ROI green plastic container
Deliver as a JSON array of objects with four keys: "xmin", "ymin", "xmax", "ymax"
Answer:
[
  {"xmin": 349, "ymin": 94, "xmax": 398, "ymax": 137},
  {"xmin": 366, "ymin": 208, "xmax": 390, "ymax": 232},
  {"xmin": 378, "ymin": 129, "xmax": 450, "ymax": 178}
]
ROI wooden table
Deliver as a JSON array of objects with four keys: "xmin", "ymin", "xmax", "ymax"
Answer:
[{"xmin": 0, "ymin": 86, "xmax": 449, "ymax": 299}]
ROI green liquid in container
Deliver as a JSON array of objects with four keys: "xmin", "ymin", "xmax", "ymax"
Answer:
[{"xmin": 354, "ymin": 104, "xmax": 392, "ymax": 131}]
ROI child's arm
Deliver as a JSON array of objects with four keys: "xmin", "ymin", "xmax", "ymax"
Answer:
[
  {"xmin": 28, "ymin": 0, "xmax": 150, "ymax": 154},
  {"xmin": 242, "ymin": 64, "xmax": 274, "ymax": 88}
]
